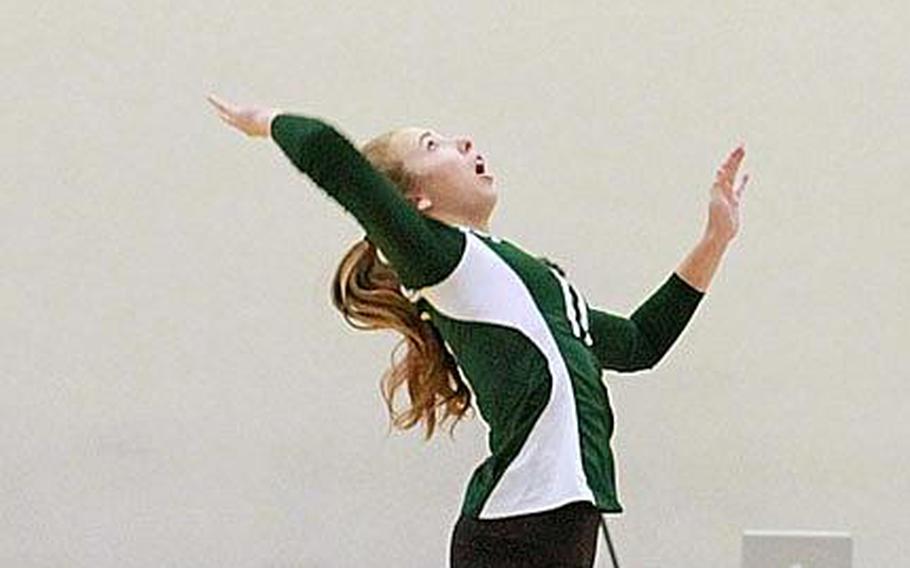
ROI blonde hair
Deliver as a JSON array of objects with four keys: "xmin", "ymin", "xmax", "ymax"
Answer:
[{"xmin": 330, "ymin": 130, "xmax": 473, "ymax": 441}]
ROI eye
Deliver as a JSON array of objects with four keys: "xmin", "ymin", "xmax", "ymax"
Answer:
[{"xmin": 426, "ymin": 138, "xmax": 437, "ymax": 150}]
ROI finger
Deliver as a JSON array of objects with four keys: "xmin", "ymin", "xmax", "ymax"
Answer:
[
  {"xmin": 207, "ymin": 92, "xmax": 228, "ymax": 108},
  {"xmin": 213, "ymin": 108, "xmax": 233, "ymax": 122},
  {"xmin": 207, "ymin": 93, "xmax": 236, "ymax": 115},
  {"xmin": 215, "ymin": 110, "xmax": 238, "ymax": 127},
  {"xmin": 208, "ymin": 100, "xmax": 234, "ymax": 121},
  {"xmin": 736, "ymin": 173, "xmax": 749, "ymax": 199},
  {"xmin": 721, "ymin": 146, "xmax": 744, "ymax": 182},
  {"xmin": 726, "ymin": 146, "xmax": 745, "ymax": 180},
  {"xmin": 206, "ymin": 93, "xmax": 226, "ymax": 110},
  {"xmin": 717, "ymin": 156, "xmax": 734, "ymax": 183},
  {"xmin": 715, "ymin": 166, "xmax": 732, "ymax": 197},
  {"xmin": 718, "ymin": 146, "xmax": 745, "ymax": 197},
  {"xmin": 731, "ymin": 174, "xmax": 747, "ymax": 205}
]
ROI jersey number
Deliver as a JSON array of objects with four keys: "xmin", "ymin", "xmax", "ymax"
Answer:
[{"xmin": 547, "ymin": 265, "xmax": 593, "ymax": 347}]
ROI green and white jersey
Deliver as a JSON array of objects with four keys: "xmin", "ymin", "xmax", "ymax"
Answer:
[{"xmin": 270, "ymin": 114, "xmax": 706, "ymax": 520}]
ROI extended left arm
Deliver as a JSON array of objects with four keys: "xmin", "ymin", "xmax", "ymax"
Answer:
[{"xmin": 588, "ymin": 141, "xmax": 749, "ymax": 371}]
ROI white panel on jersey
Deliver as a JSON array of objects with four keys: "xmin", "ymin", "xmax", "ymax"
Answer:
[{"xmin": 418, "ymin": 229, "xmax": 595, "ymax": 519}]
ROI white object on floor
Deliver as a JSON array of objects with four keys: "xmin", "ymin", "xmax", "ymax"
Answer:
[{"xmin": 741, "ymin": 530, "xmax": 852, "ymax": 568}]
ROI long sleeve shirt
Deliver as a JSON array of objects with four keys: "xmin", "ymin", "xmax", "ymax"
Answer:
[{"xmin": 270, "ymin": 113, "xmax": 705, "ymax": 519}]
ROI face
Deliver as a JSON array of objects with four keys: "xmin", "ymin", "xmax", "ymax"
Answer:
[{"xmin": 391, "ymin": 127, "xmax": 498, "ymax": 227}]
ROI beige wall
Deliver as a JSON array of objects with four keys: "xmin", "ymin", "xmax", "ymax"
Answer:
[{"xmin": 2, "ymin": 0, "xmax": 907, "ymax": 565}]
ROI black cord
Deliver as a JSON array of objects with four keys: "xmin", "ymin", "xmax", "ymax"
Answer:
[{"xmin": 599, "ymin": 516, "xmax": 621, "ymax": 568}]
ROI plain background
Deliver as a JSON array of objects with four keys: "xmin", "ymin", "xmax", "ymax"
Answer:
[{"xmin": 2, "ymin": 1, "xmax": 907, "ymax": 566}]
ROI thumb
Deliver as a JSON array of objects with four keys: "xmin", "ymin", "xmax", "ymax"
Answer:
[{"xmin": 736, "ymin": 173, "xmax": 749, "ymax": 200}]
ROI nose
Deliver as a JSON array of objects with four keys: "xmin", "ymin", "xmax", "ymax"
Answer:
[{"xmin": 456, "ymin": 136, "xmax": 473, "ymax": 154}]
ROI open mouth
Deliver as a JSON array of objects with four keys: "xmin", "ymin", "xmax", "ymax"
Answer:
[{"xmin": 475, "ymin": 155, "xmax": 488, "ymax": 175}]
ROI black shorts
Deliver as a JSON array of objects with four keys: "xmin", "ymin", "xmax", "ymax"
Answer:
[{"xmin": 449, "ymin": 500, "xmax": 601, "ymax": 568}]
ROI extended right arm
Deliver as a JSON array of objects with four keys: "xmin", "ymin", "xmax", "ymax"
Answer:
[{"xmin": 269, "ymin": 113, "xmax": 465, "ymax": 290}]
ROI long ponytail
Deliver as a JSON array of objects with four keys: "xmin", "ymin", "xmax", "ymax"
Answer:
[{"xmin": 329, "ymin": 130, "xmax": 473, "ymax": 441}]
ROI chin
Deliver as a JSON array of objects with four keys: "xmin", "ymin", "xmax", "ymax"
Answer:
[
  {"xmin": 476, "ymin": 175, "xmax": 497, "ymax": 192},
  {"xmin": 485, "ymin": 185, "xmax": 499, "ymax": 205},
  {"xmin": 482, "ymin": 193, "xmax": 498, "ymax": 217}
]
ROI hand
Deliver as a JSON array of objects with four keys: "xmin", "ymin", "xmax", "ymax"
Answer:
[
  {"xmin": 705, "ymin": 144, "xmax": 749, "ymax": 243},
  {"xmin": 206, "ymin": 92, "xmax": 282, "ymax": 138}
]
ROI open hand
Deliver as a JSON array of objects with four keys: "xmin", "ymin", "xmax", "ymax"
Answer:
[
  {"xmin": 206, "ymin": 92, "xmax": 282, "ymax": 138},
  {"xmin": 706, "ymin": 144, "xmax": 749, "ymax": 243}
]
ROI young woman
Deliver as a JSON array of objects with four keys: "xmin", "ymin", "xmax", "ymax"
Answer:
[{"xmin": 206, "ymin": 93, "xmax": 748, "ymax": 567}]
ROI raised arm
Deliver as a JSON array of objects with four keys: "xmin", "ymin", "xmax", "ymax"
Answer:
[
  {"xmin": 588, "ymin": 272, "xmax": 705, "ymax": 372},
  {"xmin": 269, "ymin": 113, "xmax": 465, "ymax": 290},
  {"xmin": 589, "ymin": 141, "xmax": 749, "ymax": 371}
]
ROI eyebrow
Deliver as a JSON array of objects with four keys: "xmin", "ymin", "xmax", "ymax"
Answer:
[{"xmin": 417, "ymin": 130, "xmax": 432, "ymax": 149}]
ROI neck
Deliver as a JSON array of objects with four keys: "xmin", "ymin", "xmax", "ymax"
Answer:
[{"xmin": 429, "ymin": 210, "xmax": 491, "ymax": 233}]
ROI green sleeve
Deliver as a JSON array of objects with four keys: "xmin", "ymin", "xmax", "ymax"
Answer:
[
  {"xmin": 269, "ymin": 113, "xmax": 465, "ymax": 290},
  {"xmin": 588, "ymin": 272, "xmax": 705, "ymax": 372}
]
